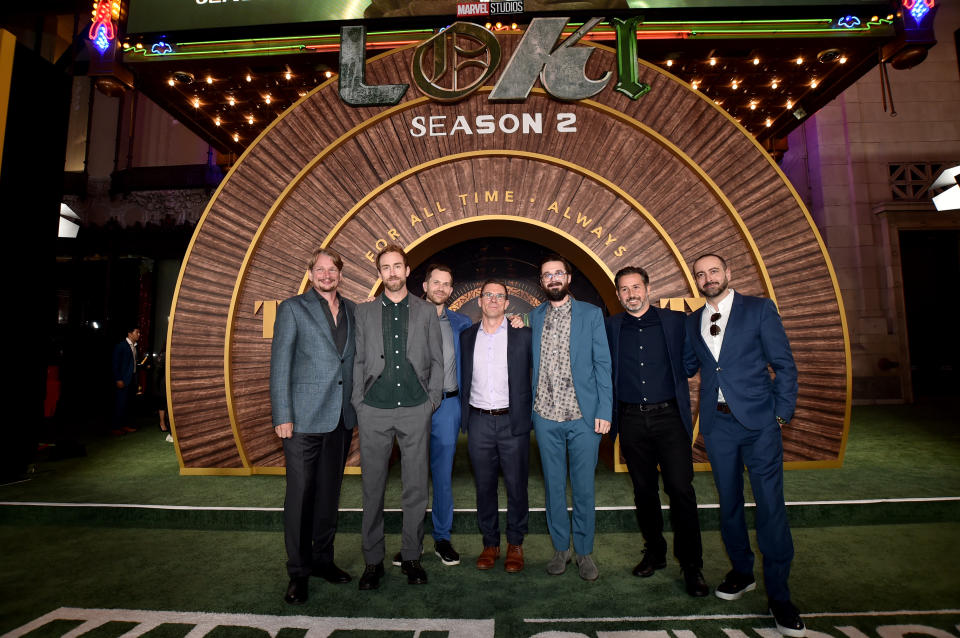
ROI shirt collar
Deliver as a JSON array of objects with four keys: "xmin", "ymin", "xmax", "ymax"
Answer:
[
  {"xmin": 547, "ymin": 297, "xmax": 572, "ymax": 315},
  {"xmin": 481, "ymin": 316, "xmax": 508, "ymax": 335},
  {"xmin": 381, "ymin": 292, "xmax": 409, "ymax": 308},
  {"xmin": 707, "ymin": 288, "xmax": 735, "ymax": 315}
]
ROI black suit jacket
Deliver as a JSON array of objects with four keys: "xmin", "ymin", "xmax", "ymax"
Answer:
[
  {"xmin": 605, "ymin": 306, "xmax": 694, "ymax": 439},
  {"xmin": 459, "ymin": 321, "xmax": 533, "ymax": 436}
]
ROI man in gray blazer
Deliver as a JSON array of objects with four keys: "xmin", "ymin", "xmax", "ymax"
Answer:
[
  {"xmin": 270, "ymin": 248, "xmax": 356, "ymax": 605},
  {"xmin": 352, "ymin": 244, "xmax": 443, "ymax": 590}
]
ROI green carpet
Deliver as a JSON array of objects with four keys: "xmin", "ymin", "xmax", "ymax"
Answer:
[
  {"xmin": 2, "ymin": 402, "xmax": 959, "ymax": 532},
  {"xmin": 2, "ymin": 524, "xmax": 958, "ymax": 637}
]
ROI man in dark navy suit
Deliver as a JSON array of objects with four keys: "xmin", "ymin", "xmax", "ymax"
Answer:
[
  {"xmin": 606, "ymin": 266, "xmax": 708, "ymax": 597},
  {"xmin": 112, "ymin": 326, "xmax": 140, "ymax": 435},
  {"xmin": 460, "ymin": 279, "xmax": 532, "ymax": 573},
  {"xmin": 684, "ymin": 254, "xmax": 803, "ymax": 637}
]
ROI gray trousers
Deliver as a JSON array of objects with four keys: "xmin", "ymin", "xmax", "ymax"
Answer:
[{"xmin": 357, "ymin": 401, "xmax": 432, "ymax": 565}]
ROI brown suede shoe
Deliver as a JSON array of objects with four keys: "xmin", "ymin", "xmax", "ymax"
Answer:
[
  {"xmin": 504, "ymin": 544, "xmax": 524, "ymax": 573},
  {"xmin": 476, "ymin": 546, "xmax": 500, "ymax": 570}
]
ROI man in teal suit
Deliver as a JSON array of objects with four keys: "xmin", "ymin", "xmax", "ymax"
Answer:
[
  {"xmin": 530, "ymin": 254, "xmax": 612, "ymax": 581},
  {"xmin": 270, "ymin": 248, "xmax": 356, "ymax": 605}
]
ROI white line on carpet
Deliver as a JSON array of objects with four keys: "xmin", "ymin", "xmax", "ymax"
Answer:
[
  {"xmin": 1, "ymin": 496, "xmax": 958, "ymax": 513},
  {"xmin": 524, "ymin": 609, "xmax": 960, "ymax": 623}
]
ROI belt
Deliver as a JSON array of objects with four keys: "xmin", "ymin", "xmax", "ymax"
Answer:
[
  {"xmin": 471, "ymin": 406, "xmax": 509, "ymax": 416},
  {"xmin": 619, "ymin": 399, "xmax": 675, "ymax": 412},
  {"xmin": 716, "ymin": 403, "xmax": 732, "ymax": 414},
  {"xmin": 443, "ymin": 389, "xmax": 459, "ymax": 399}
]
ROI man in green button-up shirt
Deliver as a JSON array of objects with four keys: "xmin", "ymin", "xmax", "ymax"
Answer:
[{"xmin": 352, "ymin": 244, "xmax": 443, "ymax": 590}]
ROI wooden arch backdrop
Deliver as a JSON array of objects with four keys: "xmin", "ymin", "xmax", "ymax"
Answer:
[{"xmin": 167, "ymin": 33, "xmax": 851, "ymax": 474}]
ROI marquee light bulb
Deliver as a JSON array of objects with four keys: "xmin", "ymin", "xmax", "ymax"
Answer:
[
  {"xmin": 228, "ymin": 96, "xmax": 235, "ymax": 106},
  {"xmin": 246, "ymin": 74, "xmax": 252, "ymax": 82},
  {"xmin": 214, "ymin": 116, "xmax": 220, "ymax": 126},
  {"xmin": 709, "ymin": 58, "xmax": 716, "ymax": 66},
  {"xmin": 233, "ymin": 133, "xmax": 239, "ymax": 142},
  {"xmin": 771, "ymin": 80, "xmax": 779, "ymax": 89},
  {"xmin": 206, "ymin": 76, "xmax": 213, "ymax": 84},
  {"xmin": 665, "ymin": 59, "xmax": 673, "ymax": 67},
  {"xmin": 167, "ymin": 78, "xmax": 174, "ymax": 86},
  {"xmin": 731, "ymin": 80, "xmax": 739, "ymax": 90},
  {"xmin": 795, "ymin": 57, "xmax": 803, "ymax": 65},
  {"xmin": 192, "ymin": 97, "xmax": 200, "ymax": 108},
  {"xmin": 753, "ymin": 57, "xmax": 760, "ymax": 65}
]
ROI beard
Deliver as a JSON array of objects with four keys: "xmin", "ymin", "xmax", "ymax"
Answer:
[
  {"xmin": 426, "ymin": 290, "xmax": 450, "ymax": 306},
  {"xmin": 384, "ymin": 276, "xmax": 406, "ymax": 293},
  {"xmin": 697, "ymin": 277, "xmax": 728, "ymax": 300},
  {"xmin": 622, "ymin": 297, "xmax": 646, "ymax": 313},
  {"xmin": 543, "ymin": 281, "xmax": 569, "ymax": 302}
]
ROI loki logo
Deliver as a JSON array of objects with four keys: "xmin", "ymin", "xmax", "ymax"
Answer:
[{"xmin": 411, "ymin": 23, "xmax": 502, "ymax": 102}]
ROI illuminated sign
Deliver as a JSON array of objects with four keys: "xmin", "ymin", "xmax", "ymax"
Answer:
[
  {"xmin": 124, "ymin": 0, "xmax": 888, "ymax": 36},
  {"xmin": 89, "ymin": 0, "xmax": 119, "ymax": 54}
]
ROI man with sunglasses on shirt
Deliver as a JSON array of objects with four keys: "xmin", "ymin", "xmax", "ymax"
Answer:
[{"xmin": 684, "ymin": 254, "xmax": 803, "ymax": 638}]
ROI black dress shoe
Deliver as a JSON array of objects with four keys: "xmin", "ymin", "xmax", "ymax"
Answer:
[
  {"xmin": 284, "ymin": 577, "xmax": 308, "ymax": 605},
  {"xmin": 682, "ymin": 567, "xmax": 710, "ymax": 597},
  {"xmin": 632, "ymin": 551, "xmax": 667, "ymax": 577},
  {"xmin": 400, "ymin": 559, "xmax": 428, "ymax": 584},
  {"xmin": 312, "ymin": 562, "xmax": 352, "ymax": 584},
  {"xmin": 770, "ymin": 600, "xmax": 806, "ymax": 637},
  {"xmin": 358, "ymin": 563, "xmax": 384, "ymax": 590}
]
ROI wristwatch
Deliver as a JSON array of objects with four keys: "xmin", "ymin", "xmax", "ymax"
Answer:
[{"xmin": 776, "ymin": 416, "xmax": 788, "ymax": 426}]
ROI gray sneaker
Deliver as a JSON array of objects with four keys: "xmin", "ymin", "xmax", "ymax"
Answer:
[
  {"xmin": 546, "ymin": 548, "xmax": 572, "ymax": 575},
  {"xmin": 576, "ymin": 553, "xmax": 599, "ymax": 581}
]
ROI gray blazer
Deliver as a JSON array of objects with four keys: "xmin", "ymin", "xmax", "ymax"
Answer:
[
  {"xmin": 352, "ymin": 292, "xmax": 443, "ymax": 411},
  {"xmin": 270, "ymin": 289, "xmax": 357, "ymax": 433}
]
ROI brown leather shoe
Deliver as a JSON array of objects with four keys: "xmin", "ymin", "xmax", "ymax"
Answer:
[
  {"xmin": 504, "ymin": 544, "xmax": 524, "ymax": 573},
  {"xmin": 476, "ymin": 546, "xmax": 500, "ymax": 570}
]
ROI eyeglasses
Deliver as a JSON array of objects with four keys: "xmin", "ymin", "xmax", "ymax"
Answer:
[
  {"xmin": 709, "ymin": 312, "xmax": 722, "ymax": 336},
  {"xmin": 541, "ymin": 271, "xmax": 568, "ymax": 282},
  {"xmin": 481, "ymin": 292, "xmax": 506, "ymax": 300}
]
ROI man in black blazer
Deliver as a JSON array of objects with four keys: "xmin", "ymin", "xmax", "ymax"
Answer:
[
  {"xmin": 606, "ymin": 266, "xmax": 708, "ymax": 596},
  {"xmin": 460, "ymin": 279, "xmax": 533, "ymax": 573},
  {"xmin": 112, "ymin": 326, "xmax": 140, "ymax": 435},
  {"xmin": 270, "ymin": 248, "xmax": 356, "ymax": 605}
]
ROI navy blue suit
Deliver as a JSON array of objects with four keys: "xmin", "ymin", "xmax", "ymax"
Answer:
[
  {"xmin": 460, "ymin": 322, "xmax": 533, "ymax": 546},
  {"xmin": 685, "ymin": 291, "xmax": 798, "ymax": 601},
  {"xmin": 112, "ymin": 339, "xmax": 136, "ymax": 428},
  {"xmin": 430, "ymin": 307, "xmax": 472, "ymax": 542},
  {"xmin": 607, "ymin": 307, "xmax": 703, "ymax": 567}
]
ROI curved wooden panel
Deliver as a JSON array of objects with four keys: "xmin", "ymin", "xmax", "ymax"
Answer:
[{"xmin": 168, "ymin": 32, "xmax": 850, "ymax": 473}]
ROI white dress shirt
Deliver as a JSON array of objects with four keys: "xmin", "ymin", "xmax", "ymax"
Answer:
[{"xmin": 700, "ymin": 288, "xmax": 735, "ymax": 404}]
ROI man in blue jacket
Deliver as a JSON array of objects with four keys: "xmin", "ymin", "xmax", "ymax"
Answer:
[
  {"xmin": 531, "ymin": 254, "xmax": 612, "ymax": 581},
  {"xmin": 684, "ymin": 254, "xmax": 803, "ymax": 637},
  {"xmin": 270, "ymin": 248, "xmax": 356, "ymax": 605},
  {"xmin": 606, "ymin": 266, "xmax": 708, "ymax": 596}
]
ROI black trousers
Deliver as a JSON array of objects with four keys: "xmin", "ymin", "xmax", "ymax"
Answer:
[
  {"xmin": 467, "ymin": 409, "xmax": 530, "ymax": 547},
  {"xmin": 282, "ymin": 420, "xmax": 352, "ymax": 578},
  {"xmin": 618, "ymin": 401, "xmax": 703, "ymax": 567}
]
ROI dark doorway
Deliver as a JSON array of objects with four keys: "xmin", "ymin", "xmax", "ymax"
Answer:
[
  {"xmin": 409, "ymin": 237, "xmax": 607, "ymax": 323},
  {"xmin": 900, "ymin": 229, "xmax": 960, "ymax": 398}
]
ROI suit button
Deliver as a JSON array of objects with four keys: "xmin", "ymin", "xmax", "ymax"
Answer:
[
  {"xmin": 716, "ymin": 367, "xmax": 721, "ymax": 371},
  {"xmin": 338, "ymin": 381, "xmax": 342, "ymax": 385}
]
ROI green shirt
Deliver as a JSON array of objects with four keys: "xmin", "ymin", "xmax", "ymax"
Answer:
[{"xmin": 363, "ymin": 293, "xmax": 428, "ymax": 408}]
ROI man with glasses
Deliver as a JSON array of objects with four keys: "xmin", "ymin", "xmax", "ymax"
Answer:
[
  {"xmin": 606, "ymin": 266, "xmax": 708, "ymax": 597},
  {"xmin": 531, "ymin": 255, "xmax": 612, "ymax": 581},
  {"xmin": 459, "ymin": 279, "xmax": 533, "ymax": 572},
  {"xmin": 684, "ymin": 254, "xmax": 803, "ymax": 637},
  {"xmin": 270, "ymin": 248, "xmax": 356, "ymax": 605}
]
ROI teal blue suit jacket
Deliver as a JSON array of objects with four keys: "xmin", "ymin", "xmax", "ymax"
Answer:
[
  {"xmin": 270, "ymin": 289, "xmax": 357, "ymax": 433},
  {"xmin": 530, "ymin": 298, "xmax": 613, "ymax": 424}
]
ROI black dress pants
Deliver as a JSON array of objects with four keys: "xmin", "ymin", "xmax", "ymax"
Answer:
[
  {"xmin": 282, "ymin": 420, "xmax": 352, "ymax": 577},
  {"xmin": 618, "ymin": 401, "xmax": 703, "ymax": 567}
]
